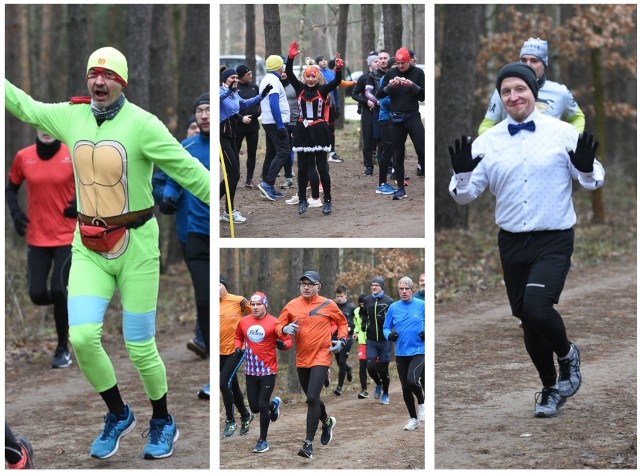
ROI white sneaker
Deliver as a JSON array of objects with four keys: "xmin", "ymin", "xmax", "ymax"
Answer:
[
  {"xmin": 220, "ymin": 210, "xmax": 246, "ymax": 224},
  {"xmin": 418, "ymin": 404, "xmax": 425, "ymax": 421},
  {"xmin": 404, "ymin": 418, "xmax": 420, "ymax": 431},
  {"xmin": 308, "ymin": 197, "xmax": 322, "ymax": 208},
  {"xmin": 286, "ymin": 194, "xmax": 299, "ymax": 205},
  {"xmin": 231, "ymin": 209, "xmax": 247, "ymax": 223}
]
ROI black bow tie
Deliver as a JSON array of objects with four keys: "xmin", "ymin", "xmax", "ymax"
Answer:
[{"xmin": 508, "ymin": 121, "xmax": 536, "ymax": 136}]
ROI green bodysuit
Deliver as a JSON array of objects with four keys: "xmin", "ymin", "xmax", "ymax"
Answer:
[{"xmin": 5, "ymin": 79, "xmax": 210, "ymax": 400}]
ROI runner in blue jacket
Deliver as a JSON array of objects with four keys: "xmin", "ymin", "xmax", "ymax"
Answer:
[{"xmin": 383, "ymin": 276, "xmax": 425, "ymax": 431}]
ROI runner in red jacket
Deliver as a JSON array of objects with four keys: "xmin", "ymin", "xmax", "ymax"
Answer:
[{"xmin": 234, "ymin": 291, "xmax": 292, "ymax": 453}]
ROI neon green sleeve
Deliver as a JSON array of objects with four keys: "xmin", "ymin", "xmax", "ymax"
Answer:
[
  {"xmin": 478, "ymin": 117, "xmax": 497, "ymax": 136},
  {"xmin": 566, "ymin": 108, "xmax": 586, "ymax": 132}
]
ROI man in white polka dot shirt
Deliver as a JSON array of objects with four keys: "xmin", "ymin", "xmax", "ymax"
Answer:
[{"xmin": 447, "ymin": 62, "xmax": 605, "ymax": 419}]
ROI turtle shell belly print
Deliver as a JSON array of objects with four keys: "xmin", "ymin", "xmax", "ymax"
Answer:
[{"xmin": 74, "ymin": 140, "xmax": 129, "ymax": 257}]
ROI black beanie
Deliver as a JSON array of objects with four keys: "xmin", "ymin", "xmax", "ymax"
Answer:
[
  {"xmin": 236, "ymin": 65, "xmax": 251, "ymax": 79},
  {"xmin": 371, "ymin": 277, "xmax": 385, "ymax": 290},
  {"xmin": 495, "ymin": 62, "xmax": 538, "ymax": 99},
  {"xmin": 220, "ymin": 276, "xmax": 228, "ymax": 290},
  {"xmin": 193, "ymin": 92, "xmax": 210, "ymax": 113}
]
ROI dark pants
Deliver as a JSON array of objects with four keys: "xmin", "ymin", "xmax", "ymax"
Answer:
[
  {"xmin": 334, "ymin": 339, "xmax": 353, "ymax": 387},
  {"xmin": 220, "ymin": 353, "xmax": 249, "ymax": 421},
  {"xmin": 360, "ymin": 107, "xmax": 379, "ymax": 168},
  {"xmin": 245, "ymin": 374, "xmax": 276, "ymax": 440},
  {"xmin": 378, "ymin": 120, "xmax": 393, "ymax": 185},
  {"xmin": 235, "ymin": 127, "xmax": 259, "ymax": 183},
  {"xmin": 220, "ymin": 135, "xmax": 240, "ymax": 213},
  {"xmin": 396, "ymin": 355, "xmax": 425, "ymax": 419},
  {"xmin": 262, "ymin": 124, "xmax": 290, "ymax": 186},
  {"xmin": 297, "ymin": 365, "xmax": 329, "ymax": 442},
  {"xmin": 390, "ymin": 113, "xmax": 425, "ymax": 188},
  {"xmin": 297, "ymin": 151, "xmax": 331, "ymax": 202},
  {"xmin": 27, "ymin": 245, "xmax": 71, "ymax": 348},
  {"xmin": 499, "ymin": 228, "xmax": 574, "ymax": 387},
  {"xmin": 283, "ymin": 123, "xmax": 295, "ymax": 179},
  {"xmin": 185, "ymin": 232, "xmax": 209, "ymax": 353}
]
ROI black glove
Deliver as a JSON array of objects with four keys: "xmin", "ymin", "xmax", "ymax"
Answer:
[
  {"xmin": 568, "ymin": 132, "xmax": 599, "ymax": 173},
  {"xmin": 448, "ymin": 135, "xmax": 483, "ymax": 174},
  {"xmin": 419, "ymin": 331, "xmax": 425, "ymax": 341},
  {"xmin": 11, "ymin": 210, "xmax": 29, "ymax": 237},
  {"xmin": 159, "ymin": 198, "xmax": 178, "ymax": 215},
  {"xmin": 388, "ymin": 331, "xmax": 399, "ymax": 342},
  {"xmin": 63, "ymin": 199, "xmax": 77, "ymax": 218},
  {"xmin": 234, "ymin": 347, "xmax": 245, "ymax": 357},
  {"xmin": 260, "ymin": 84, "xmax": 273, "ymax": 99},
  {"xmin": 276, "ymin": 339, "xmax": 286, "ymax": 350}
]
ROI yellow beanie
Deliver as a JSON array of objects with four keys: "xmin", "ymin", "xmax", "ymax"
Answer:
[
  {"xmin": 87, "ymin": 47, "xmax": 128, "ymax": 86},
  {"xmin": 266, "ymin": 55, "xmax": 284, "ymax": 72}
]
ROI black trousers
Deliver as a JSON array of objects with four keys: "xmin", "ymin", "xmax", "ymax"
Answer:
[
  {"xmin": 360, "ymin": 107, "xmax": 379, "ymax": 168},
  {"xmin": 297, "ymin": 151, "xmax": 331, "ymax": 202},
  {"xmin": 297, "ymin": 365, "xmax": 329, "ymax": 442},
  {"xmin": 390, "ymin": 113, "xmax": 425, "ymax": 187},
  {"xmin": 235, "ymin": 127, "xmax": 259, "ymax": 182},
  {"xmin": 262, "ymin": 124, "xmax": 290, "ymax": 185},
  {"xmin": 220, "ymin": 353, "xmax": 249, "ymax": 421},
  {"xmin": 27, "ymin": 245, "xmax": 71, "ymax": 348},
  {"xmin": 499, "ymin": 228, "xmax": 574, "ymax": 387},
  {"xmin": 220, "ymin": 135, "xmax": 240, "ymax": 213},
  {"xmin": 185, "ymin": 232, "xmax": 209, "ymax": 353},
  {"xmin": 396, "ymin": 355, "xmax": 425, "ymax": 419},
  {"xmin": 245, "ymin": 374, "xmax": 276, "ymax": 440},
  {"xmin": 334, "ymin": 338, "xmax": 353, "ymax": 387}
]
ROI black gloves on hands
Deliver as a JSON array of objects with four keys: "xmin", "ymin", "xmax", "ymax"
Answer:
[
  {"xmin": 159, "ymin": 198, "xmax": 178, "ymax": 215},
  {"xmin": 11, "ymin": 210, "xmax": 29, "ymax": 237},
  {"xmin": 276, "ymin": 339, "xmax": 286, "ymax": 350},
  {"xmin": 234, "ymin": 347, "xmax": 245, "ymax": 357},
  {"xmin": 419, "ymin": 331, "xmax": 425, "ymax": 341},
  {"xmin": 63, "ymin": 199, "xmax": 78, "ymax": 218},
  {"xmin": 388, "ymin": 331, "xmax": 399, "ymax": 342},
  {"xmin": 448, "ymin": 135, "xmax": 483, "ymax": 174},
  {"xmin": 260, "ymin": 84, "xmax": 273, "ymax": 99},
  {"xmin": 568, "ymin": 132, "xmax": 599, "ymax": 173}
]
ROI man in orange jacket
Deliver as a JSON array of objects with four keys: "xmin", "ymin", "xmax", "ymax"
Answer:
[{"xmin": 276, "ymin": 270, "xmax": 348, "ymax": 459}]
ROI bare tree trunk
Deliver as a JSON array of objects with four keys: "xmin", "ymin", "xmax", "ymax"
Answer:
[
  {"xmin": 286, "ymin": 248, "xmax": 304, "ymax": 393},
  {"xmin": 319, "ymin": 249, "xmax": 338, "ymax": 298},
  {"xmin": 258, "ymin": 249, "xmax": 271, "ymax": 292},
  {"xmin": 434, "ymin": 5, "xmax": 484, "ymax": 230},
  {"xmin": 263, "ymin": 5, "xmax": 282, "ymax": 57},
  {"xmin": 382, "ymin": 5, "xmax": 402, "ymax": 54},
  {"xmin": 126, "ymin": 5, "xmax": 153, "ymax": 109},
  {"xmin": 245, "ymin": 5, "xmax": 257, "ymax": 79},
  {"xmin": 360, "ymin": 5, "xmax": 374, "ymax": 71},
  {"xmin": 67, "ymin": 5, "xmax": 89, "ymax": 97}
]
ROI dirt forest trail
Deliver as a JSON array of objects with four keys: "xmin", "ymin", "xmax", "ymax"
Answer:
[
  {"xmin": 435, "ymin": 257, "xmax": 637, "ymax": 469},
  {"xmin": 218, "ymin": 374, "xmax": 426, "ymax": 469},
  {"xmin": 5, "ymin": 325, "xmax": 210, "ymax": 470}
]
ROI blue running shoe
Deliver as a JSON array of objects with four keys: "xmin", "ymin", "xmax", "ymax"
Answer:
[
  {"xmin": 253, "ymin": 438, "xmax": 269, "ymax": 453},
  {"xmin": 258, "ymin": 182, "xmax": 278, "ymax": 201},
  {"xmin": 143, "ymin": 415, "xmax": 180, "ymax": 459},
  {"xmin": 270, "ymin": 397, "xmax": 281, "ymax": 422},
  {"xmin": 375, "ymin": 183, "xmax": 396, "ymax": 195},
  {"xmin": 380, "ymin": 393, "xmax": 390, "ymax": 405},
  {"xmin": 198, "ymin": 383, "xmax": 210, "ymax": 400},
  {"xmin": 374, "ymin": 385, "xmax": 382, "ymax": 399},
  {"xmin": 90, "ymin": 404, "xmax": 136, "ymax": 459},
  {"xmin": 392, "ymin": 188, "xmax": 407, "ymax": 200}
]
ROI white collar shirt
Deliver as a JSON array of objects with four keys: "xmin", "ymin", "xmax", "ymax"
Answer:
[{"xmin": 449, "ymin": 110, "xmax": 605, "ymax": 233}]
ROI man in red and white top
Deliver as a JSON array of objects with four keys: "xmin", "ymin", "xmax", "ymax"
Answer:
[
  {"xmin": 235, "ymin": 292, "xmax": 292, "ymax": 453},
  {"xmin": 6, "ymin": 129, "xmax": 76, "ymax": 369}
]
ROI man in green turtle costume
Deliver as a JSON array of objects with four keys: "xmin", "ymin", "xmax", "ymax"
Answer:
[{"xmin": 5, "ymin": 47, "xmax": 210, "ymax": 460}]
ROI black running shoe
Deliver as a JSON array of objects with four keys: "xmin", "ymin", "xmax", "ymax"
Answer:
[
  {"xmin": 298, "ymin": 440, "xmax": 313, "ymax": 458},
  {"xmin": 320, "ymin": 416, "xmax": 336, "ymax": 445}
]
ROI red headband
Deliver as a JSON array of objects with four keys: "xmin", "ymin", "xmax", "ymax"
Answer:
[{"xmin": 87, "ymin": 67, "xmax": 128, "ymax": 88}]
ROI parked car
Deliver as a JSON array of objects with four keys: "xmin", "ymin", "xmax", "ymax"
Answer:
[{"xmin": 219, "ymin": 54, "xmax": 266, "ymax": 84}]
